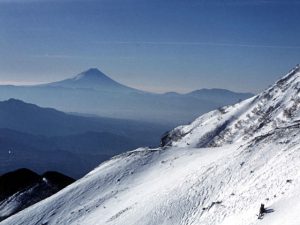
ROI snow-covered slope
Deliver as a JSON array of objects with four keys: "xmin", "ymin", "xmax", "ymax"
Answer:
[
  {"xmin": 0, "ymin": 169, "xmax": 75, "ymax": 222},
  {"xmin": 162, "ymin": 65, "xmax": 300, "ymax": 148},
  {"xmin": 2, "ymin": 65, "xmax": 300, "ymax": 225}
]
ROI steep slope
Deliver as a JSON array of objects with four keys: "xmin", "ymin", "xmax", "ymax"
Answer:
[
  {"xmin": 2, "ymin": 136, "xmax": 300, "ymax": 225},
  {"xmin": 3, "ymin": 66, "xmax": 299, "ymax": 225},
  {"xmin": 162, "ymin": 65, "xmax": 300, "ymax": 148},
  {"xmin": 0, "ymin": 169, "xmax": 75, "ymax": 222}
]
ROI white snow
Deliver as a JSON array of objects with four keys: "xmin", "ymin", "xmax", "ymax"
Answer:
[
  {"xmin": 2, "ymin": 65, "xmax": 300, "ymax": 225},
  {"xmin": 165, "ymin": 65, "xmax": 300, "ymax": 148}
]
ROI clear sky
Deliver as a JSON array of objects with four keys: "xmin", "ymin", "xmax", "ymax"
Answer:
[{"xmin": 0, "ymin": 0, "xmax": 300, "ymax": 93}]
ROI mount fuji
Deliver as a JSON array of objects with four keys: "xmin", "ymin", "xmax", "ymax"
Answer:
[
  {"xmin": 0, "ymin": 68, "xmax": 252, "ymax": 124},
  {"xmin": 2, "ymin": 65, "xmax": 300, "ymax": 225},
  {"xmin": 45, "ymin": 68, "xmax": 139, "ymax": 92}
]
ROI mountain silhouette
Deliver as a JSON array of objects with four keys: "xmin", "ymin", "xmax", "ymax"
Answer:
[
  {"xmin": 0, "ymin": 69, "xmax": 253, "ymax": 124},
  {"xmin": 46, "ymin": 68, "xmax": 138, "ymax": 92}
]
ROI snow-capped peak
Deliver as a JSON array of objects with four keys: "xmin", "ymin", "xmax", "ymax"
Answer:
[
  {"xmin": 47, "ymin": 68, "xmax": 138, "ymax": 92},
  {"xmin": 73, "ymin": 68, "xmax": 111, "ymax": 81}
]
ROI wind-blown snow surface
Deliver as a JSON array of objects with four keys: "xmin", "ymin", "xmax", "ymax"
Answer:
[{"xmin": 2, "ymin": 66, "xmax": 300, "ymax": 225}]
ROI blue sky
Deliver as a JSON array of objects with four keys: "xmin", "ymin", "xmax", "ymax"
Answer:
[{"xmin": 0, "ymin": 0, "xmax": 300, "ymax": 93}]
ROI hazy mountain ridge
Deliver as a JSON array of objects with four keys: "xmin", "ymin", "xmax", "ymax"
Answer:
[
  {"xmin": 186, "ymin": 88, "xmax": 253, "ymax": 105},
  {"xmin": 0, "ymin": 98, "xmax": 167, "ymax": 138},
  {"xmin": 2, "ymin": 66, "xmax": 300, "ymax": 225},
  {"xmin": 0, "ymin": 99, "xmax": 171, "ymax": 178},
  {"xmin": 0, "ymin": 128, "xmax": 129, "ymax": 178},
  {"xmin": 0, "ymin": 68, "xmax": 253, "ymax": 124}
]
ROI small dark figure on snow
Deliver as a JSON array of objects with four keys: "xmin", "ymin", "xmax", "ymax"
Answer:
[{"xmin": 258, "ymin": 204, "xmax": 265, "ymax": 219}]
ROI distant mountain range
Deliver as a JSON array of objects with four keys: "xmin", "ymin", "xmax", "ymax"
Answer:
[
  {"xmin": 0, "ymin": 99, "xmax": 171, "ymax": 178},
  {"xmin": 0, "ymin": 68, "xmax": 253, "ymax": 124}
]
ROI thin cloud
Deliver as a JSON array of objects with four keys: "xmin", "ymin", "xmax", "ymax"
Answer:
[
  {"xmin": 95, "ymin": 41, "xmax": 300, "ymax": 49},
  {"xmin": 29, "ymin": 53, "xmax": 137, "ymax": 61},
  {"xmin": 0, "ymin": 79, "xmax": 43, "ymax": 85},
  {"xmin": 194, "ymin": 0, "xmax": 300, "ymax": 6},
  {"xmin": 29, "ymin": 54, "xmax": 98, "ymax": 60},
  {"xmin": 0, "ymin": 0, "xmax": 106, "ymax": 2},
  {"xmin": 0, "ymin": 0, "xmax": 45, "ymax": 2}
]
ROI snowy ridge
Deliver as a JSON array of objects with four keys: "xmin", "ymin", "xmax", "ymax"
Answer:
[
  {"xmin": 163, "ymin": 65, "xmax": 300, "ymax": 148},
  {"xmin": 2, "ymin": 66, "xmax": 300, "ymax": 225}
]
